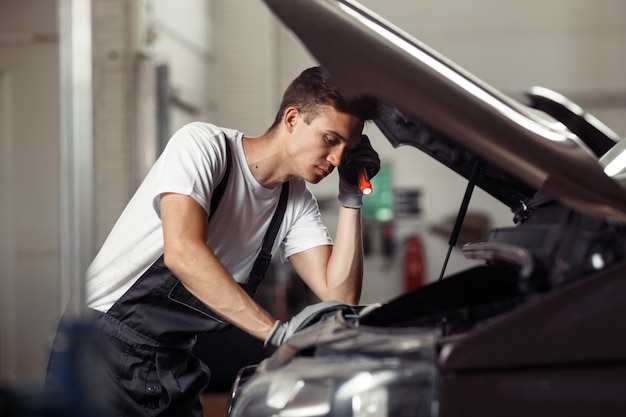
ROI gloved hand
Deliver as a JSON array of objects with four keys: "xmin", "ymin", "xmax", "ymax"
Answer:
[
  {"xmin": 338, "ymin": 135, "xmax": 380, "ymax": 209},
  {"xmin": 264, "ymin": 300, "xmax": 348, "ymax": 347}
]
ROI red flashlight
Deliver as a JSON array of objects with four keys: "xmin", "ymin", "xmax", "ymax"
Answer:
[{"xmin": 358, "ymin": 168, "xmax": 373, "ymax": 196}]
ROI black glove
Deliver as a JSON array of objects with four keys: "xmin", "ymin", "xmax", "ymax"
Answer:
[
  {"xmin": 338, "ymin": 135, "xmax": 380, "ymax": 208},
  {"xmin": 264, "ymin": 300, "xmax": 348, "ymax": 347}
]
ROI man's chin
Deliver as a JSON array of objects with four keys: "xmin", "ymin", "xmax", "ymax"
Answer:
[{"xmin": 306, "ymin": 173, "xmax": 325, "ymax": 184}]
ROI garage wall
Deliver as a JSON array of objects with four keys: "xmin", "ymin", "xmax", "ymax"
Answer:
[
  {"xmin": 211, "ymin": 0, "xmax": 279, "ymax": 134},
  {"xmin": 0, "ymin": 0, "xmax": 62, "ymax": 383},
  {"xmin": 92, "ymin": 0, "xmax": 137, "ymax": 247}
]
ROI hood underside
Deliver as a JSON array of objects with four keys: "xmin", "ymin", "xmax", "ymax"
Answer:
[{"xmin": 263, "ymin": 0, "xmax": 626, "ymax": 223}]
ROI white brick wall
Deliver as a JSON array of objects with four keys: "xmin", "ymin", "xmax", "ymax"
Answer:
[
  {"xmin": 213, "ymin": 0, "xmax": 288, "ymax": 136},
  {"xmin": 93, "ymin": 0, "xmax": 136, "ymax": 246}
]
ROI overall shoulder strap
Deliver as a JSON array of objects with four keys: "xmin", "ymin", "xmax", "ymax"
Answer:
[
  {"xmin": 207, "ymin": 137, "xmax": 289, "ymax": 297},
  {"xmin": 208, "ymin": 139, "xmax": 232, "ymax": 221},
  {"xmin": 244, "ymin": 181, "xmax": 290, "ymax": 296}
]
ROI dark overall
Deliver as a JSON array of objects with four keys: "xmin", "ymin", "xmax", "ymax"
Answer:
[{"xmin": 47, "ymin": 142, "xmax": 289, "ymax": 417}]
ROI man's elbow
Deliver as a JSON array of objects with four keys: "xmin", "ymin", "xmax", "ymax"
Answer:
[
  {"xmin": 163, "ymin": 247, "xmax": 189, "ymax": 278},
  {"xmin": 343, "ymin": 293, "xmax": 361, "ymax": 306}
]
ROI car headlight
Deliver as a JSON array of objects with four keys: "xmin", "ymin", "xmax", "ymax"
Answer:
[
  {"xmin": 230, "ymin": 375, "xmax": 333, "ymax": 417},
  {"xmin": 352, "ymin": 387, "xmax": 387, "ymax": 417},
  {"xmin": 267, "ymin": 377, "xmax": 333, "ymax": 417},
  {"xmin": 337, "ymin": 370, "xmax": 433, "ymax": 417},
  {"xmin": 228, "ymin": 359, "xmax": 436, "ymax": 417}
]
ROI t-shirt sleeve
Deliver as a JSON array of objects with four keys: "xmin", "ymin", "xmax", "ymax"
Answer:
[
  {"xmin": 280, "ymin": 184, "xmax": 333, "ymax": 265},
  {"xmin": 151, "ymin": 123, "xmax": 227, "ymax": 218}
]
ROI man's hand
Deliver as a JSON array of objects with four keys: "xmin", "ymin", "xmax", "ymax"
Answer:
[
  {"xmin": 338, "ymin": 135, "xmax": 380, "ymax": 208},
  {"xmin": 264, "ymin": 300, "xmax": 349, "ymax": 347}
]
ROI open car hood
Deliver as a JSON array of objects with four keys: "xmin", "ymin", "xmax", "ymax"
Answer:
[{"xmin": 263, "ymin": 0, "xmax": 626, "ymax": 223}]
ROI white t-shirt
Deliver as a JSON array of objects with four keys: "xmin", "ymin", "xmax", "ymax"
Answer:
[{"xmin": 87, "ymin": 122, "xmax": 333, "ymax": 312}]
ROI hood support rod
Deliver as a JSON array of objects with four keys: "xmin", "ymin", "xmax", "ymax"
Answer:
[{"xmin": 439, "ymin": 159, "xmax": 482, "ymax": 280}]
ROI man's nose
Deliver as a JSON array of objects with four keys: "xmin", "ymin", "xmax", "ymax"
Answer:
[{"xmin": 327, "ymin": 147, "xmax": 345, "ymax": 167}]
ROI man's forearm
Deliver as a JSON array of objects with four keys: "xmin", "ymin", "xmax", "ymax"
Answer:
[
  {"xmin": 325, "ymin": 206, "xmax": 364, "ymax": 304},
  {"xmin": 164, "ymin": 243, "xmax": 276, "ymax": 341}
]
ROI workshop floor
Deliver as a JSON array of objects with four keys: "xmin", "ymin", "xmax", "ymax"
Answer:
[{"xmin": 201, "ymin": 393, "xmax": 230, "ymax": 417}]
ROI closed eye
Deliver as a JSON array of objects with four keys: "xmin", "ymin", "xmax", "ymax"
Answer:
[{"xmin": 325, "ymin": 136, "xmax": 339, "ymax": 146}]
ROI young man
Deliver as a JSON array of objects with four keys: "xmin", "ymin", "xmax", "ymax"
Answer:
[{"xmin": 48, "ymin": 67, "xmax": 380, "ymax": 416}]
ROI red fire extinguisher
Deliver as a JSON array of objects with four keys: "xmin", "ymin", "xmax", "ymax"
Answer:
[{"xmin": 404, "ymin": 235, "xmax": 425, "ymax": 290}]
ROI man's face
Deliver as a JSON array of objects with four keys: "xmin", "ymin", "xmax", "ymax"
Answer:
[{"xmin": 288, "ymin": 105, "xmax": 364, "ymax": 184}]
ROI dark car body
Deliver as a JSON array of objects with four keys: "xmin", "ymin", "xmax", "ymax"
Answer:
[{"xmin": 226, "ymin": 1, "xmax": 626, "ymax": 416}]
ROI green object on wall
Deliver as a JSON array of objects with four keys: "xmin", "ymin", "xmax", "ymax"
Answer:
[{"xmin": 362, "ymin": 164, "xmax": 393, "ymax": 222}]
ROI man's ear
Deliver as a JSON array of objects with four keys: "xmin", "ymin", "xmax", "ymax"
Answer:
[{"xmin": 284, "ymin": 107, "xmax": 299, "ymax": 133}]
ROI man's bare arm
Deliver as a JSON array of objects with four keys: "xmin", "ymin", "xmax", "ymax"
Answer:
[
  {"xmin": 160, "ymin": 192, "xmax": 275, "ymax": 341},
  {"xmin": 289, "ymin": 205, "xmax": 363, "ymax": 305}
]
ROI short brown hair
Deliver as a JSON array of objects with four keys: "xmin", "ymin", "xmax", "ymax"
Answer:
[{"xmin": 268, "ymin": 66, "xmax": 380, "ymax": 132}]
